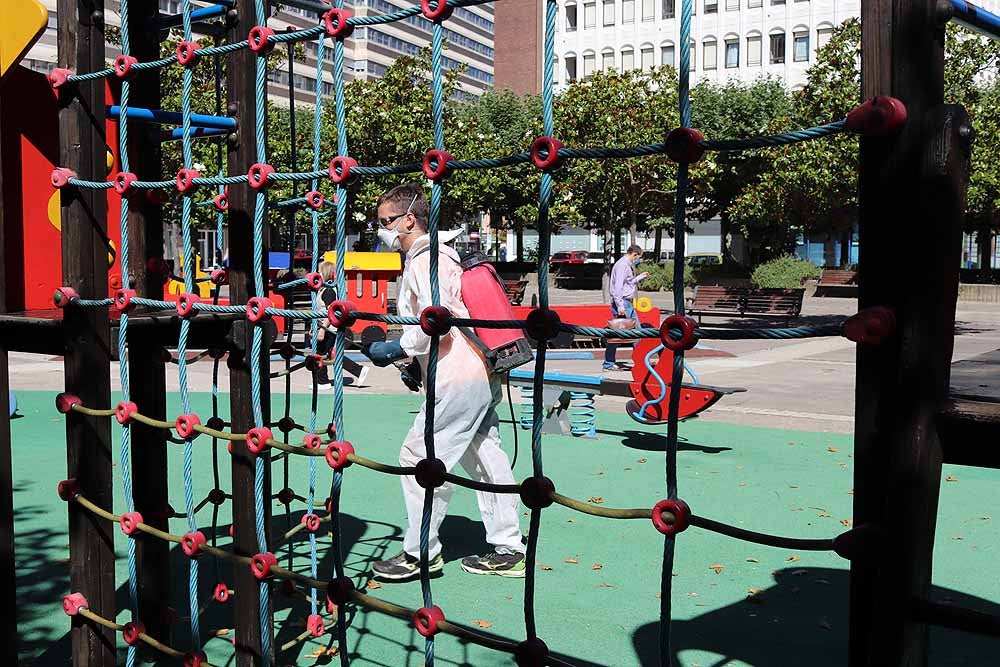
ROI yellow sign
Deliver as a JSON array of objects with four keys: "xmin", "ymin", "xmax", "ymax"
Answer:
[
  {"xmin": 0, "ymin": 0, "xmax": 48, "ymax": 81},
  {"xmin": 321, "ymin": 251, "xmax": 402, "ymax": 272}
]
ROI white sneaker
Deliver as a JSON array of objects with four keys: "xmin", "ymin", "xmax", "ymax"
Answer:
[{"xmin": 355, "ymin": 365, "xmax": 370, "ymax": 388}]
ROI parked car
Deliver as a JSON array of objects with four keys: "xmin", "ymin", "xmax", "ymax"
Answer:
[
  {"xmin": 549, "ymin": 250, "xmax": 588, "ymax": 271},
  {"xmin": 585, "ymin": 252, "xmax": 605, "ymax": 264},
  {"xmin": 686, "ymin": 253, "xmax": 722, "ymax": 266},
  {"xmin": 642, "ymin": 250, "xmax": 675, "ymax": 263}
]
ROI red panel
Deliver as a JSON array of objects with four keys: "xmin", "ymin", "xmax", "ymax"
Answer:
[{"xmin": 510, "ymin": 303, "xmax": 658, "ymax": 329}]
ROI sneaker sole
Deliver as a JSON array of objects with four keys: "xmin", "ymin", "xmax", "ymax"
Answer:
[
  {"xmin": 459, "ymin": 563, "xmax": 526, "ymax": 578},
  {"xmin": 373, "ymin": 561, "xmax": 444, "ymax": 582}
]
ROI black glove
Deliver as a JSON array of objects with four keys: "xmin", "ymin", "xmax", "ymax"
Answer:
[{"xmin": 399, "ymin": 359, "xmax": 423, "ymax": 392}]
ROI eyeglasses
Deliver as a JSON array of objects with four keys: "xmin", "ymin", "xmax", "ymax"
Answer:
[{"xmin": 377, "ymin": 194, "xmax": 418, "ymax": 228}]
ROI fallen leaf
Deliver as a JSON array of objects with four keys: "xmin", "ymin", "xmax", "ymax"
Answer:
[
  {"xmin": 746, "ymin": 557, "xmax": 759, "ymax": 563},
  {"xmin": 788, "ymin": 484, "xmax": 799, "ymax": 489},
  {"xmin": 709, "ymin": 564, "xmax": 724, "ymax": 574},
  {"xmin": 638, "ymin": 458, "xmax": 648, "ymax": 463},
  {"xmin": 791, "ymin": 569, "xmax": 809, "ymax": 576},
  {"xmin": 952, "ymin": 536, "xmax": 964, "ymax": 541},
  {"xmin": 814, "ymin": 578, "xmax": 831, "ymax": 585},
  {"xmin": 687, "ymin": 592, "xmax": 699, "ymax": 597},
  {"xmin": 840, "ymin": 519, "xmax": 853, "ymax": 527},
  {"xmin": 472, "ymin": 619, "xmax": 493, "ymax": 629},
  {"xmin": 735, "ymin": 465, "xmax": 744, "ymax": 470},
  {"xmin": 827, "ymin": 446, "xmax": 839, "ymax": 453},
  {"xmin": 591, "ymin": 563, "xmax": 604, "ymax": 570},
  {"xmin": 655, "ymin": 593, "xmax": 662, "ymax": 599},
  {"xmin": 598, "ymin": 582, "xmax": 615, "ymax": 588},
  {"xmin": 817, "ymin": 512, "xmax": 832, "ymax": 518},
  {"xmin": 848, "ymin": 489, "xmax": 855, "ymax": 495},
  {"xmin": 539, "ymin": 564, "xmax": 553, "ymax": 571},
  {"xmin": 819, "ymin": 620, "xmax": 832, "ymax": 631},
  {"xmin": 786, "ymin": 555, "xmax": 801, "ymax": 562},
  {"xmin": 566, "ymin": 518, "xmax": 575, "ymax": 523},
  {"xmin": 366, "ymin": 581, "xmax": 382, "ymax": 590},
  {"xmin": 505, "ymin": 596, "xmax": 513, "ymax": 600},
  {"xmin": 747, "ymin": 588, "xmax": 763, "ymax": 597},
  {"xmin": 307, "ymin": 646, "xmax": 340, "ymax": 659},
  {"xmin": 946, "ymin": 476, "xmax": 958, "ymax": 482},
  {"xmin": 587, "ymin": 497, "xmax": 604, "ymax": 504},
  {"xmin": 563, "ymin": 557, "xmax": 579, "ymax": 564},
  {"xmin": 624, "ymin": 467, "xmax": 632, "ymax": 471}
]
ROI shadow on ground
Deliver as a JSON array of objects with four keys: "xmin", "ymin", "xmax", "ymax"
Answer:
[{"xmin": 600, "ymin": 428, "xmax": 732, "ymax": 454}]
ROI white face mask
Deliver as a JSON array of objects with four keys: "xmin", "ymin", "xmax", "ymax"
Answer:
[{"xmin": 377, "ymin": 226, "xmax": 404, "ymax": 251}]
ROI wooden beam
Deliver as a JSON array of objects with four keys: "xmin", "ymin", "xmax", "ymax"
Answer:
[
  {"xmin": 937, "ymin": 397, "xmax": 1000, "ymax": 468},
  {"xmin": 58, "ymin": 1, "xmax": 116, "ymax": 666}
]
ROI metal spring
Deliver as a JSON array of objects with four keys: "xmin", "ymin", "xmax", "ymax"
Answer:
[{"xmin": 569, "ymin": 391, "xmax": 596, "ymax": 437}]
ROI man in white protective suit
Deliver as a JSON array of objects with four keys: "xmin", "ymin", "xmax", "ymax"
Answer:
[{"xmin": 362, "ymin": 183, "xmax": 526, "ymax": 581}]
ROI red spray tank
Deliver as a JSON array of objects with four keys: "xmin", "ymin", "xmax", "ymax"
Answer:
[{"xmin": 458, "ymin": 253, "xmax": 534, "ymax": 373}]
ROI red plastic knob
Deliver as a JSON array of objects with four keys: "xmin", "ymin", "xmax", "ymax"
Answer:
[
  {"xmin": 213, "ymin": 190, "xmax": 229, "ymax": 212},
  {"xmin": 665, "ymin": 127, "xmax": 706, "ymax": 164},
  {"xmin": 176, "ymin": 40, "xmax": 200, "ymax": 67},
  {"xmin": 248, "ymin": 26, "xmax": 276, "ymax": 53},
  {"xmin": 323, "ymin": 8, "xmax": 354, "ymax": 38},
  {"xmin": 326, "ymin": 576, "xmax": 354, "ymax": 606},
  {"xmin": 55, "ymin": 392, "xmax": 82, "ymax": 414},
  {"xmin": 306, "ymin": 272, "xmax": 324, "ymax": 291},
  {"xmin": 652, "ymin": 498, "xmax": 691, "ymax": 536},
  {"xmin": 325, "ymin": 441, "xmax": 355, "ymax": 471},
  {"xmin": 305, "ymin": 354, "xmax": 325, "ymax": 372},
  {"xmin": 176, "ymin": 413, "xmax": 201, "ymax": 439},
  {"xmin": 659, "ymin": 315, "xmax": 697, "ymax": 352},
  {"xmin": 50, "ymin": 167, "xmax": 77, "ymax": 189},
  {"xmin": 115, "ymin": 401, "xmax": 138, "ymax": 425},
  {"xmin": 415, "ymin": 457, "xmax": 447, "ymax": 489},
  {"xmin": 214, "ymin": 582, "xmax": 230, "ymax": 603},
  {"xmin": 119, "ymin": 511, "xmax": 143, "ymax": 536},
  {"xmin": 248, "ymin": 163, "xmax": 275, "ymax": 190},
  {"xmin": 182, "ymin": 531, "xmax": 207, "ymax": 557},
  {"xmin": 842, "ymin": 306, "xmax": 896, "ymax": 345},
  {"xmin": 251, "ymin": 552, "xmax": 278, "ymax": 580},
  {"xmin": 176, "ymin": 293, "xmax": 198, "ymax": 318},
  {"xmin": 62, "ymin": 592, "xmax": 89, "ymax": 616},
  {"xmin": 58, "ymin": 478, "xmax": 81, "ymax": 501},
  {"xmin": 414, "ymin": 605, "xmax": 445, "ymax": 637},
  {"xmin": 846, "ymin": 96, "xmax": 907, "ymax": 138},
  {"xmin": 183, "ymin": 650, "xmax": 207, "ymax": 667},
  {"xmin": 422, "ymin": 149, "xmax": 454, "ymax": 181},
  {"xmin": 302, "ymin": 434, "xmax": 323, "ymax": 452},
  {"xmin": 530, "ymin": 136, "xmax": 564, "ymax": 171},
  {"xmin": 113, "ymin": 54, "xmax": 138, "ymax": 79},
  {"xmin": 305, "ymin": 190, "xmax": 325, "ymax": 210},
  {"xmin": 114, "ymin": 288, "xmax": 137, "ymax": 313},
  {"xmin": 327, "ymin": 300, "xmax": 357, "ymax": 329},
  {"xmin": 515, "ymin": 638, "xmax": 550, "ymax": 667},
  {"xmin": 519, "ymin": 476, "xmax": 555, "ymax": 510},
  {"xmin": 210, "ymin": 268, "xmax": 228, "ymax": 285},
  {"xmin": 176, "ymin": 168, "xmax": 200, "ymax": 193},
  {"xmin": 114, "ymin": 172, "xmax": 138, "ymax": 196},
  {"xmin": 108, "ymin": 274, "xmax": 123, "ymax": 291},
  {"xmin": 421, "ymin": 0, "xmax": 453, "ymax": 21},
  {"xmin": 246, "ymin": 296, "xmax": 272, "ymax": 323},
  {"xmin": 48, "ymin": 68, "xmax": 74, "ymax": 89},
  {"xmin": 307, "ymin": 613, "xmax": 325, "ymax": 637},
  {"xmin": 328, "ymin": 156, "xmax": 358, "ymax": 184},
  {"xmin": 122, "ymin": 621, "xmax": 145, "ymax": 645},
  {"xmin": 525, "ymin": 308, "xmax": 562, "ymax": 341},
  {"xmin": 146, "ymin": 189, "xmax": 170, "ymax": 206},
  {"xmin": 246, "ymin": 427, "xmax": 273, "ymax": 454},
  {"xmin": 301, "ymin": 513, "xmax": 321, "ymax": 533},
  {"xmin": 420, "ymin": 305, "xmax": 452, "ymax": 336}
]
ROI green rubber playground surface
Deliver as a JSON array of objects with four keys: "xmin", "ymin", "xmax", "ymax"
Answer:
[{"xmin": 10, "ymin": 390, "xmax": 1000, "ymax": 666}]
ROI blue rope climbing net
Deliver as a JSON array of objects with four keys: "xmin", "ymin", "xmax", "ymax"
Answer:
[{"xmin": 51, "ymin": 0, "xmax": 900, "ymax": 665}]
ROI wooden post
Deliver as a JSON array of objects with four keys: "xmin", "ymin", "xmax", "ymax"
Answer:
[
  {"xmin": 58, "ymin": 2, "xmax": 116, "ymax": 666},
  {"xmin": 854, "ymin": 1, "xmax": 970, "ymax": 665},
  {"xmin": 125, "ymin": 0, "xmax": 170, "ymax": 645},
  {"xmin": 227, "ymin": 3, "xmax": 273, "ymax": 665}
]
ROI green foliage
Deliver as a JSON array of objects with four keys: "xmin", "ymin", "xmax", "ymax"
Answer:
[
  {"xmin": 750, "ymin": 255, "xmax": 819, "ymax": 289},
  {"xmin": 636, "ymin": 261, "xmax": 694, "ymax": 291}
]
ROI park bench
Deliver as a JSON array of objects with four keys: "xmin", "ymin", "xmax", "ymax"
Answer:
[
  {"xmin": 816, "ymin": 268, "xmax": 858, "ymax": 297},
  {"xmin": 504, "ymin": 279, "xmax": 528, "ymax": 305},
  {"xmin": 687, "ymin": 285, "xmax": 804, "ymax": 324}
]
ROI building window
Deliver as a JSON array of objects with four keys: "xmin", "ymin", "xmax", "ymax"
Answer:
[
  {"xmin": 642, "ymin": 0, "xmax": 655, "ymax": 20},
  {"xmin": 705, "ymin": 0, "xmax": 717, "ymax": 13},
  {"xmin": 661, "ymin": 43, "xmax": 675, "ymax": 66},
  {"xmin": 726, "ymin": 0, "xmax": 738, "ymax": 9},
  {"xmin": 793, "ymin": 31, "xmax": 809, "ymax": 61},
  {"xmin": 641, "ymin": 45, "xmax": 654, "ymax": 69},
  {"xmin": 621, "ymin": 46, "xmax": 635, "ymax": 70},
  {"xmin": 703, "ymin": 40, "xmax": 717, "ymax": 70},
  {"xmin": 748, "ymin": 0, "xmax": 762, "ymax": 6},
  {"xmin": 622, "ymin": 0, "xmax": 635, "ymax": 22},
  {"xmin": 747, "ymin": 34, "xmax": 762, "ymax": 65},
  {"xmin": 602, "ymin": 49, "xmax": 615, "ymax": 70},
  {"xmin": 690, "ymin": 40, "xmax": 696, "ymax": 70},
  {"xmin": 566, "ymin": 4, "xmax": 578, "ymax": 31},
  {"xmin": 603, "ymin": 0, "xmax": 615, "ymax": 25},
  {"xmin": 769, "ymin": 32, "xmax": 785, "ymax": 63},
  {"xmin": 553, "ymin": 57, "xmax": 559, "ymax": 83},
  {"xmin": 663, "ymin": 0, "xmax": 675, "ymax": 18},
  {"xmin": 771, "ymin": 0, "xmax": 784, "ymax": 4},
  {"xmin": 566, "ymin": 55, "xmax": 578, "ymax": 81},
  {"xmin": 725, "ymin": 38, "xmax": 739, "ymax": 67},
  {"xmin": 584, "ymin": 2, "xmax": 596, "ymax": 27},
  {"xmin": 817, "ymin": 26, "xmax": 833, "ymax": 50},
  {"xmin": 583, "ymin": 52, "xmax": 596, "ymax": 77}
]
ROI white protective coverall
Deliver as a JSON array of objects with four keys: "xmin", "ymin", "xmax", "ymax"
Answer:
[{"xmin": 396, "ymin": 234, "xmax": 524, "ymax": 559}]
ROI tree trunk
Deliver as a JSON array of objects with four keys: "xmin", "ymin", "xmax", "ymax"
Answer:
[
  {"xmin": 601, "ymin": 220, "xmax": 612, "ymax": 303},
  {"xmin": 977, "ymin": 221, "xmax": 992, "ymax": 277},
  {"xmin": 720, "ymin": 213, "xmax": 731, "ymax": 266},
  {"xmin": 515, "ymin": 224, "xmax": 524, "ymax": 263},
  {"xmin": 653, "ymin": 227, "xmax": 663, "ymax": 262},
  {"xmin": 840, "ymin": 228, "xmax": 853, "ymax": 267},
  {"xmin": 613, "ymin": 224, "xmax": 622, "ymax": 259}
]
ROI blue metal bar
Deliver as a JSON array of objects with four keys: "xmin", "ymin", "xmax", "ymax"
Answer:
[
  {"xmin": 108, "ymin": 105, "xmax": 237, "ymax": 130},
  {"xmin": 157, "ymin": 4, "xmax": 228, "ymax": 29},
  {"xmin": 159, "ymin": 127, "xmax": 230, "ymax": 142},
  {"xmin": 948, "ymin": 0, "xmax": 1000, "ymax": 40}
]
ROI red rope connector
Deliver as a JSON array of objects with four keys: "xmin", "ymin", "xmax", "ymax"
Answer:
[
  {"xmin": 246, "ymin": 296, "xmax": 272, "ymax": 323},
  {"xmin": 247, "ymin": 427, "xmax": 273, "ymax": 455},
  {"xmin": 415, "ymin": 457, "xmax": 447, "ymax": 489},
  {"xmin": 651, "ymin": 498, "xmax": 691, "ymax": 536},
  {"xmin": 276, "ymin": 416, "xmax": 296, "ymax": 433},
  {"xmin": 305, "ymin": 190, "xmax": 325, "ymax": 210},
  {"xmin": 62, "ymin": 592, "xmax": 89, "ymax": 616},
  {"xmin": 183, "ymin": 650, "xmax": 207, "ymax": 667},
  {"xmin": 519, "ymin": 476, "xmax": 555, "ymax": 509},
  {"xmin": 175, "ymin": 413, "xmax": 201, "ymax": 439},
  {"xmin": 328, "ymin": 156, "xmax": 358, "ymax": 184},
  {"xmin": 122, "ymin": 621, "xmax": 145, "ymax": 646},
  {"xmin": 248, "ymin": 163, "xmax": 275, "ymax": 190},
  {"xmin": 210, "ymin": 268, "xmax": 228, "ymax": 285},
  {"xmin": 248, "ymin": 26, "xmax": 276, "ymax": 53},
  {"xmin": 413, "ymin": 606, "xmax": 445, "ymax": 638},
  {"xmin": 515, "ymin": 637, "xmax": 550, "ymax": 667},
  {"xmin": 421, "ymin": 0, "xmax": 453, "ymax": 21},
  {"xmin": 420, "ymin": 305, "xmax": 452, "ymax": 336},
  {"xmin": 305, "ymin": 272, "xmax": 324, "ymax": 291},
  {"xmin": 176, "ymin": 293, "xmax": 198, "ymax": 318},
  {"xmin": 326, "ymin": 576, "xmax": 355, "ymax": 606},
  {"xmin": 325, "ymin": 441, "xmax": 355, "ymax": 471},
  {"xmin": 114, "ymin": 172, "xmax": 138, "ymax": 197},
  {"xmin": 50, "ymin": 167, "xmax": 77, "ymax": 189},
  {"xmin": 530, "ymin": 136, "xmax": 564, "ymax": 171},
  {"xmin": 659, "ymin": 314, "xmax": 697, "ymax": 352},
  {"xmin": 301, "ymin": 513, "xmax": 321, "ymax": 533},
  {"xmin": 213, "ymin": 583, "xmax": 230, "ymax": 603},
  {"xmin": 48, "ymin": 68, "xmax": 74, "ymax": 89},
  {"xmin": 176, "ymin": 168, "xmax": 200, "ymax": 193},
  {"xmin": 422, "ymin": 149, "xmax": 453, "ymax": 181},
  {"xmin": 327, "ymin": 300, "xmax": 357, "ymax": 329},
  {"xmin": 181, "ymin": 531, "xmax": 207, "ymax": 557},
  {"xmin": 119, "ymin": 511, "xmax": 143, "ymax": 536},
  {"xmin": 846, "ymin": 96, "xmax": 907, "ymax": 138},
  {"xmin": 251, "ymin": 552, "xmax": 278, "ymax": 580},
  {"xmin": 842, "ymin": 306, "xmax": 895, "ymax": 345},
  {"xmin": 58, "ymin": 478, "xmax": 81, "ymax": 501},
  {"xmin": 323, "ymin": 8, "xmax": 354, "ymax": 38},
  {"xmin": 113, "ymin": 54, "xmax": 138, "ymax": 79},
  {"xmin": 525, "ymin": 307, "xmax": 561, "ymax": 341},
  {"xmin": 307, "ymin": 613, "xmax": 325, "ymax": 637},
  {"xmin": 303, "ymin": 434, "xmax": 323, "ymax": 450},
  {"xmin": 55, "ymin": 392, "xmax": 82, "ymax": 414},
  {"xmin": 213, "ymin": 188, "xmax": 229, "ymax": 212},
  {"xmin": 176, "ymin": 40, "xmax": 200, "ymax": 67},
  {"xmin": 665, "ymin": 127, "xmax": 706, "ymax": 164},
  {"xmin": 305, "ymin": 354, "xmax": 325, "ymax": 372},
  {"xmin": 146, "ymin": 189, "xmax": 170, "ymax": 206},
  {"xmin": 115, "ymin": 400, "xmax": 138, "ymax": 425},
  {"xmin": 114, "ymin": 289, "xmax": 137, "ymax": 313}
]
